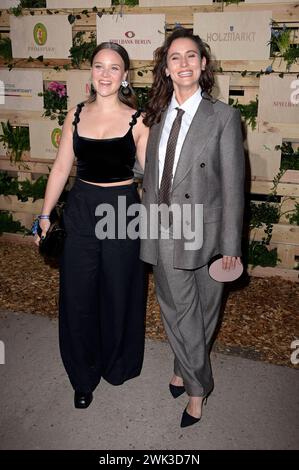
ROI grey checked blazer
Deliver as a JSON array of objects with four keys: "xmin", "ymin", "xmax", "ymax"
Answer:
[{"xmin": 140, "ymin": 93, "xmax": 245, "ymax": 270}]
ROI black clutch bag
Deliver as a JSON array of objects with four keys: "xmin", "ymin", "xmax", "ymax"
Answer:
[{"xmin": 37, "ymin": 205, "xmax": 66, "ymax": 258}]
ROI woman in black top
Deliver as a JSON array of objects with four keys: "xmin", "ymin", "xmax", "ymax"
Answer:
[{"xmin": 35, "ymin": 42, "xmax": 149, "ymax": 408}]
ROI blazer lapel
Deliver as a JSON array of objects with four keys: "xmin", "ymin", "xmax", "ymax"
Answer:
[{"xmin": 172, "ymin": 95, "xmax": 215, "ymax": 191}]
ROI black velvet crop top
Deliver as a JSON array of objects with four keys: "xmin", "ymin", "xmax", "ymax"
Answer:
[{"xmin": 72, "ymin": 102, "xmax": 140, "ymax": 183}]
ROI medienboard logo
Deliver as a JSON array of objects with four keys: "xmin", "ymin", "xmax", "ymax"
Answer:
[
  {"xmin": 51, "ymin": 128, "xmax": 62, "ymax": 149},
  {"xmin": 33, "ymin": 23, "xmax": 47, "ymax": 46}
]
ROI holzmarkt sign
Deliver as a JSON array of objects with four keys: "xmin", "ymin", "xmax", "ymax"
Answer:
[{"xmin": 193, "ymin": 11, "xmax": 271, "ymax": 60}]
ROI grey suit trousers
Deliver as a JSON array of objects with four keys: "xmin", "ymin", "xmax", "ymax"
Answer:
[{"xmin": 153, "ymin": 236, "xmax": 224, "ymax": 397}]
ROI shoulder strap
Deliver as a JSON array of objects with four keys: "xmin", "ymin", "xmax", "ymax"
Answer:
[
  {"xmin": 72, "ymin": 102, "xmax": 85, "ymax": 128},
  {"xmin": 129, "ymin": 109, "xmax": 141, "ymax": 128}
]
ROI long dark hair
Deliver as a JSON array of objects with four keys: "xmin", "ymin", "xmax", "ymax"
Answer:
[
  {"xmin": 144, "ymin": 28, "xmax": 215, "ymax": 127},
  {"xmin": 87, "ymin": 42, "xmax": 137, "ymax": 109}
]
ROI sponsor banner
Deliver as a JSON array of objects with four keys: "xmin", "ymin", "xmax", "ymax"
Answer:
[
  {"xmin": 66, "ymin": 70, "xmax": 91, "ymax": 109},
  {"xmin": 212, "ymin": 75, "xmax": 230, "ymax": 103},
  {"xmin": 139, "ymin": 0, "xmax": 212, "ymax": 5},
  {"xmin": 258, "ymin": 75, "xmax": 299, "ymax": 124},
  {"xmin": 0, "ymin": 0, "xmax": 19, "ymax": 7},
  {"xmin": 0, "ymin": 70, "xmax": 43, "ymax": 111},
  {"xmin": 46, "ymin": 0, "xmax": 111, "ymax": 6},
  {"xmin": 194, "ymin": 11, "xmax": 271, "ymax": 60},
  {"xmin": 97, "ymin": 14, "xmax": 165, "ymax": 61},
  {"xmin": 29, "ymin": 119, "xmax": 62, "ymax": 159},
  {"xmin": 246, "ymin": 0, "xmax": 291, "ymax": 3},
  {"xmin": 245, "ymin": 130, "xmax": 282, "ymax": 181},
  {"xmin": 10, "ymin": 15, "xmax": 72, "ymax": 59}
]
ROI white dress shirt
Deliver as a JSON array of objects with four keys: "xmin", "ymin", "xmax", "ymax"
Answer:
[{"xmin": 158, "ymin": 87, "xmax": 202, "ymax": 187}]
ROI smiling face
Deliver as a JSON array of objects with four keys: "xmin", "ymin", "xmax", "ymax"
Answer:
[
  {"xmin": 91, "ymin": 48, "xmax": 127, "ymax": 98},
  {"xmin": 165, "ymin": 37, "xmax": 206, "ymax": 96}
]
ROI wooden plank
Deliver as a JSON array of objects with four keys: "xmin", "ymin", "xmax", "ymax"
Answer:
[
  {"xmin": 224, "ymin": 3, "xmax": 299, "ymax": 23},
  {"xmin": 220, "ymin": 59, "xmax": 299, "ymax": 73},
  {"xmin": 280, "ymin": 170, "xmax": 299, "ymax": 184},
  {"xmin": 258, "ymin": 121, "xmax": 299, "ymax": 139},
  {"xmin": 250, "ymin": 180, "xmax": 299, "ymax": 197},
  {"xmin": 250, "ymin": 223, "xmax": 299, "ymax": 245},
  {"xmin": 0, "ymin": 157, "xmax": 77, "ymax": 176},
  {"xmin": 0, "ymin": 195, "xmax": 43, "ymax": 214},
  {"xmin": 0, "ymin": 232, "xmax": 35, "ymax": 245},
  {"xmin": 0, "ymin": 111, "xmax": 39, "ymax": 125},
  {"xmin": 248, "ymin": 264, "xmax": 299, "ymax": 282},
  {"xmin": 1, "ymin": 4, "xmax": 298, "ymax": 26},
  {"xmin": 276, "ymin": 243, "xmax": 298, "ymax": 268},
  {"xmin": 12, "ymin": 211, "xmax": 34, "ymax": 229},
  {"xmin": 280, "ymin": 195, "xmax": 299, "ymax": 223}
]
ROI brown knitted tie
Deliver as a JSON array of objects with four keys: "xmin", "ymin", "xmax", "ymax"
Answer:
[{"xmin": 159, "ymin": 107, "xmax": 185, "ymax": 206}]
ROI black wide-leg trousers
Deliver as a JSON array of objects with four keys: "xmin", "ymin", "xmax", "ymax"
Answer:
[{"xmin": 59, "ymin": 178, "xmax": 146, "ymax": 393}]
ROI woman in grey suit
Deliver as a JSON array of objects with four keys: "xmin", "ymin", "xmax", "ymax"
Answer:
[{"xmin": 141, "ymin": 28, "xmax": 245, "ymax": 427}]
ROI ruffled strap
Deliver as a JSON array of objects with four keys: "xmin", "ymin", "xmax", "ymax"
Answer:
[
  {"xmin": 72, "ymin": 102, "xmax": 85, "ymax": 127},
  {"xmin": 129, "ymin": 109, "xmax": 141, "ymax": 128}
]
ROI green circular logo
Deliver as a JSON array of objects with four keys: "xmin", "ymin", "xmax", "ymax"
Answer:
[
  {"xmin": 51, "ymin": 128, "xmax": 62, "ymax": 149},
  {"xmin": 33, "ymin": 23, "xmax": 47, "ymax": 46}
]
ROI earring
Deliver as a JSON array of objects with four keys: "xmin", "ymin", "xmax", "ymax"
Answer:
[{"xmin": 121, "ymin": 80, "xmax": 128, "ymax": 88}]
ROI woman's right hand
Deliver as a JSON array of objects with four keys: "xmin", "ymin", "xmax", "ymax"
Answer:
[{"xmin": 34, "ymin": 218, "xmax": 51, "ymax": 246}]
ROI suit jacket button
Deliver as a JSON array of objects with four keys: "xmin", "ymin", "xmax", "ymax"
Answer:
[
  {"xmin": 185, "ymin": 193, "xmax": 190, "ymax": 199},
  {"xmin": 200, "ymin": 163, "xmax": 205, "ymax": 168}
]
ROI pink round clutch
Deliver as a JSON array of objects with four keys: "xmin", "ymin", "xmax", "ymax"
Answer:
[{"xmin": 208, "ymin": 257, "xmax": 243, "ymax": 282}]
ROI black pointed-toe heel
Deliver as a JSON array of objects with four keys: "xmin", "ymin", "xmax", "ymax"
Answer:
[
  {"xmin": 169, "ymin": 383, "xmax": 185, "ymax": 399},
  {"xmin": 180, "ymin": 407, "xmax": 201, "ymax": 428},
  {"xmin": 180, "ymin": 396, "xmax": 208, "ymax": 428},
  {"xmin": 74, "ymin": 391, "xmax": 93, "ymax": 409}
]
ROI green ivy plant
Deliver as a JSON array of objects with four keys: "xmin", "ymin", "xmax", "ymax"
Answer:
[
  {"xmin": 0, "ymin": 171, "xmax": 19, "ymax": 196},
  {"xmin": 286, "ymin": 203, "xmax": 299, "ymax": 226},
  {"xmin": 275, "ymin": 142, "xmax": 299, "ymax": 171},
  {"xmin": 269, "ymin": 22, "xmax": 299, "ymax": 71},
  {"xmin": 112, "ymin": 0, "xmax": 138, "ymax": 5},
  {"xmin": 0, "ymin": 121, "xmax": 30, "ymax": 164},
  {"xmin": 9, "ymin": 0, "xmax": 46, "ymax": 16},
  {"xmin": 133, "ymin": 86, "xmax": 150, "ymax": 111},
  {"xmin": 0, "ymin": 211, "xmax": 29, "ymax": 235},
  {"xmin": 38, "ymin": 81, "xmax": 67, "ymax": 126},
  {"xmin": 0, "ymin": 171, "xmax": 48, "ymax": 202},
  {"xmin": 0, "ymin": 35, "xmax": 12, "ymax": 62},
  {"xmin": 247, "ymin": 165, "xmax": 288, "ymax": 268},
  {"xmin": 69, "ymin": 31, "xmax": 97, "ymax": 69},
  {"xmin": 230, "ymin": 96, "xmax": 258, "ymax": 130},
  {"xmin": 246, "ymin": 240, "xmax": 278, "ymax": 268}
]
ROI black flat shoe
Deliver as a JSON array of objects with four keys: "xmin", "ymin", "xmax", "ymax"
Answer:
[
  {"xmin": 180, "ymin": 408, "xmax": 201, "ymax": 428},
  {"xmin": 169, "ymin": 383, "xmax": 185, "ymax": 399},
  {"xmin": 74, "ymin": 391, "xmax": 93, "ymax": 409}
]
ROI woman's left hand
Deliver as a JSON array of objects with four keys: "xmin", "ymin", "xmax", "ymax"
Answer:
[{"xmin": 221, "ymin": 256, "xmax": 242, "ymax": 270}]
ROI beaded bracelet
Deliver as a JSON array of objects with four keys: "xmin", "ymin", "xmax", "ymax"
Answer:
[{"xmin": 31, "ymin": 215, "xmax": 50, "ymax": 235}]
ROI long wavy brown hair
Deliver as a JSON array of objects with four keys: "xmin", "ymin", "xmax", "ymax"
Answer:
[
  {"xmin": 144, "ymin": 28, "xmax": 215, "ymax": 127},
  {"xmin": 87, "ymin": 42, "xmax": 137, "ymax": 110}
]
